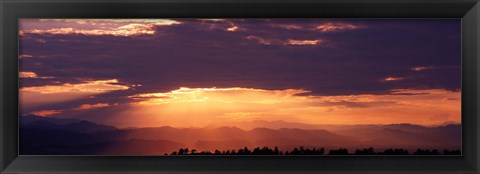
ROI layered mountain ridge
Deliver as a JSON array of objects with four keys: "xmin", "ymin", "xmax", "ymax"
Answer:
[{"xmin": 20, "ymin": 115, "xmax": 461, "ymax": 155}]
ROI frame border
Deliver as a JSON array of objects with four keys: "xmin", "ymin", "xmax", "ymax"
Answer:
[{"xmin": 1, "ymin": 0, "xmax": 479, "ymax": 173}]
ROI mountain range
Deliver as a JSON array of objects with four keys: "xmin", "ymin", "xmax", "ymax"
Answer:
[{"xmin": 20, "ymin": 115, "xmax": 461, "ymax": 155}]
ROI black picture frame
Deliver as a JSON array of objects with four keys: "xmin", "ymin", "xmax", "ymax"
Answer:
[{"xmin": 1, "ymin": 0, "xmax": 479, "ymax": 173}]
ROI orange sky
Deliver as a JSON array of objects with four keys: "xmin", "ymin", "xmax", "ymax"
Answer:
[
  {"xmin": 21, "ymin": 83, "xmax": 460, "ymax": 128},
  {"xmin": 118, "ymin": 87, "xmax": 461, "ymax": 127}
]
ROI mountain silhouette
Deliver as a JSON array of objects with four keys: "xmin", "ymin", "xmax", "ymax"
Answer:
[
  {"xmin": 22, "ymin": 115, "xmax": 117, "ymax": 134},
  {"xmin": 21, "ymin": 115, "xmax": 80, "ymax": 125},
  {"xmin": 19, "ymin": 116, "xmax": 461, "ymax": 155}
]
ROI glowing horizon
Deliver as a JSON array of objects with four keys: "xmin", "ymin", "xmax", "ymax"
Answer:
[{"xmin": 23, "ymin": 86, "xmax": 460, "ymax": 128}]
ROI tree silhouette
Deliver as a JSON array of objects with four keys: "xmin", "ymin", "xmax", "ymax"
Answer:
[
  {"xmin": 413, "ymin": 149, "xmax": 440, "ymax": 155},
  {"xmin": 167, "ymin": 147, "xmax": 460, "ymax": 156},
  {"xmin": 328, "ymin": 148, "xmax": 349, "ymax": 155},
  {"xmin": 236, "ymin": 147, "xmax": 251, "ymax": 155},
  {"xmin": 355, "ymin": 147, "xmax": 376, "ymax": 155},
  {"xmin": 379, "ymin": 148, "xmax": 410, "ymax": 155},
  {"xmin": 274, "ymin": 146, "xmax": 280, "ymax": 155},
  {"xmin": 443, "ymin": 149, "xmax": 461, "ymax": 155},
  {"xmin": 176, "ymin": 148, "xmax": 191, "ymax": 155}
]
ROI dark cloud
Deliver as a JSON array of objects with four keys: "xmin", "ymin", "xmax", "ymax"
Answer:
[{"xmin": 19, "ymin": 19, "xmax": 461, "ymax": 100}]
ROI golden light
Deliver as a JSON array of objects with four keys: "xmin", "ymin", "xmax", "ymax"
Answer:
[
  {"xmin": 25, "ymin": 26, "xmax": 155, "ymax": 36},
  {"xmin": 129, "ymin": 87, "xmax": 310, "ymax": 105},
  {"xmin": 30, "ymin": 110, "xmax": 63, "ymax": 117},
  {"xmin": 315, "ymin": 22, "xmax": 360, "ymax": 32},
  {"xmin": 21, "ymin": 79, "xmax": 129, "ymax": 94},
  {"xmin": 19, "ymin": 54, "xmax": 33, "ymax": 59},
  {"xmin": 104, "ymin": 87, "xmax": 460, "ymax": 128},
  {"xmin": 227, "ymin": 26, "xmax": 239, "ymax": 32},
  {"xmin": 286, "ymin": 39, "xmax": 321, "ymax": 45},
  {"xmin": 22, "ymin": 19, "xmax": 182, "ymax": 36},
  {"xmin": 19, "ymin": 71, "xmax": 53, "ymax": 79},
  {"xmin": 75, "ymin": 103, "xmax": 111, "ymax": 110},
  {"xmin": 37, "ymin": 19, "xmax": 181, "ymax": 25},
  {"xmin": 19, "ymin": 72, "xmax": 39, "ymax": 78},
  {"xmin": 384, "ymin": 77, "xmax": 404, "ymax": 81},
  {"xmin": 412, "ymin": 66, "xmax": 431, "ymax": 71},
  {"xmin": 20, "ymin": 79, "xmax": 129, "ymax": 109}
]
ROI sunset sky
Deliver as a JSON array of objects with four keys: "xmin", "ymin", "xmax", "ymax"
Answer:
[{"xmin": 19, "ymin": 19, "xmax": 461, "ymax": 128}]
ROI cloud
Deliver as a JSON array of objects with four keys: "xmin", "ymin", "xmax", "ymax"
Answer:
[
  {"xmin": 38, "ymin": 19, "xmax": 180, "ymax": 25},
  {"xmin": 383, "ymin": 77, "xmax": 404, "ymax": 81},
  {"xmin": 411, "ymin": 66, "xmax": 431, "ymax": 71},
  {"xmin": 19, "ymin": 54, "xmax": 33, "ymax": 59},
  {"xmin": 19, "ymin": 71, "xmax": 54, "ymax": 79},
  {"xmin": 246, "ymin": 35, "xmax": 276, "ymax": 45},
  {"xmin": 270, "ymin": 22, "xmax": 362, "ymax": 33},
  {"xmin": 246, "ymin": 36, "xmax": 323, "ymax": 46},
  {"xmin": 20, "ymin": 19, "xmax": 181, "ymax": 36},
  {"xmin": 21, "ymin": 79, "xmax": 129, "ymax": 94},
  {"xmin": 20, "ymin": 72, "xmax": 39, "ymax": 78},
  {"xmin": 30, "ymin": 110, "xmax": 63, "ymax": 117},
  {"xmin": 411, "ymin": 66, "xmax": 456, "ymax": 72},
  {"xmin": 18, "ymin": 19, "xmax": 461, "ymax": 101},
  {"xmin": 17, "ymin": 18, "xmax": 462, "ymax": 128},
  {"xmin": 227, "ymin": 26, "xmax": 239, "ymax": 32},
  {"xmin": 275, "ymin": 24, "xmax": 303, "ymax": 30},
  {"xmin": 75, "ymin": 103, "xmax": 111, "ymax": 110},
  {"xmin": 196, "ymin": 19, "xmax": 244, "ymax": 32},
  {"xmin": 23, "ymin": 25, "xmax": 154, "ymax": 36},
  {"xmin": 389, "ymin": 89, "xmax": 431, "ymax": 95},
  {"xmin": 286, "ymin": 39, "xmax": 322, "ymax": 45},
  {"xmin": 315, "ymin": 22, "xmax": 362, "ymax": 32},
  {"xmin": 197, "ymin": 19, "xmax": 228, "ymax": 22},
  {"xmin": 20, "ymin": 79, "xmax": 130, "ymax": 111},
  {"xmin": 129, "ymin": 87, "xmax": 310, "ymax": 105}
]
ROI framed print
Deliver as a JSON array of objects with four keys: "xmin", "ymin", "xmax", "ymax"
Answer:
[
  {"xmin": 17, "ymin": 18, "xmax": 462, "ymax": 156},
  {"xmin": 1, "ymin": 0, "xmax": 479, "ymax": 174}
]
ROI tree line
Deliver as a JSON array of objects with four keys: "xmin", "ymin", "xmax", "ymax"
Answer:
[{"xmin": 166, "ymin": 146, "xmax": 461, "ymax": 155}]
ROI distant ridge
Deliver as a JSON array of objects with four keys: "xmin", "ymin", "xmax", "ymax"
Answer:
[
  {"xmin": 206, "ymin": 119, "xmax": 460, "ymax": 131},
  {"xmin": 21, "ymin": 115, "xmax": 81, "ymax": 125},
  {"xmin": 19, "ymin": 116, "xmax": 461, "ymax": 155},
  {"xmin": 21, "ymin": 115, "xmax": 118, "ymax": 133}
]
